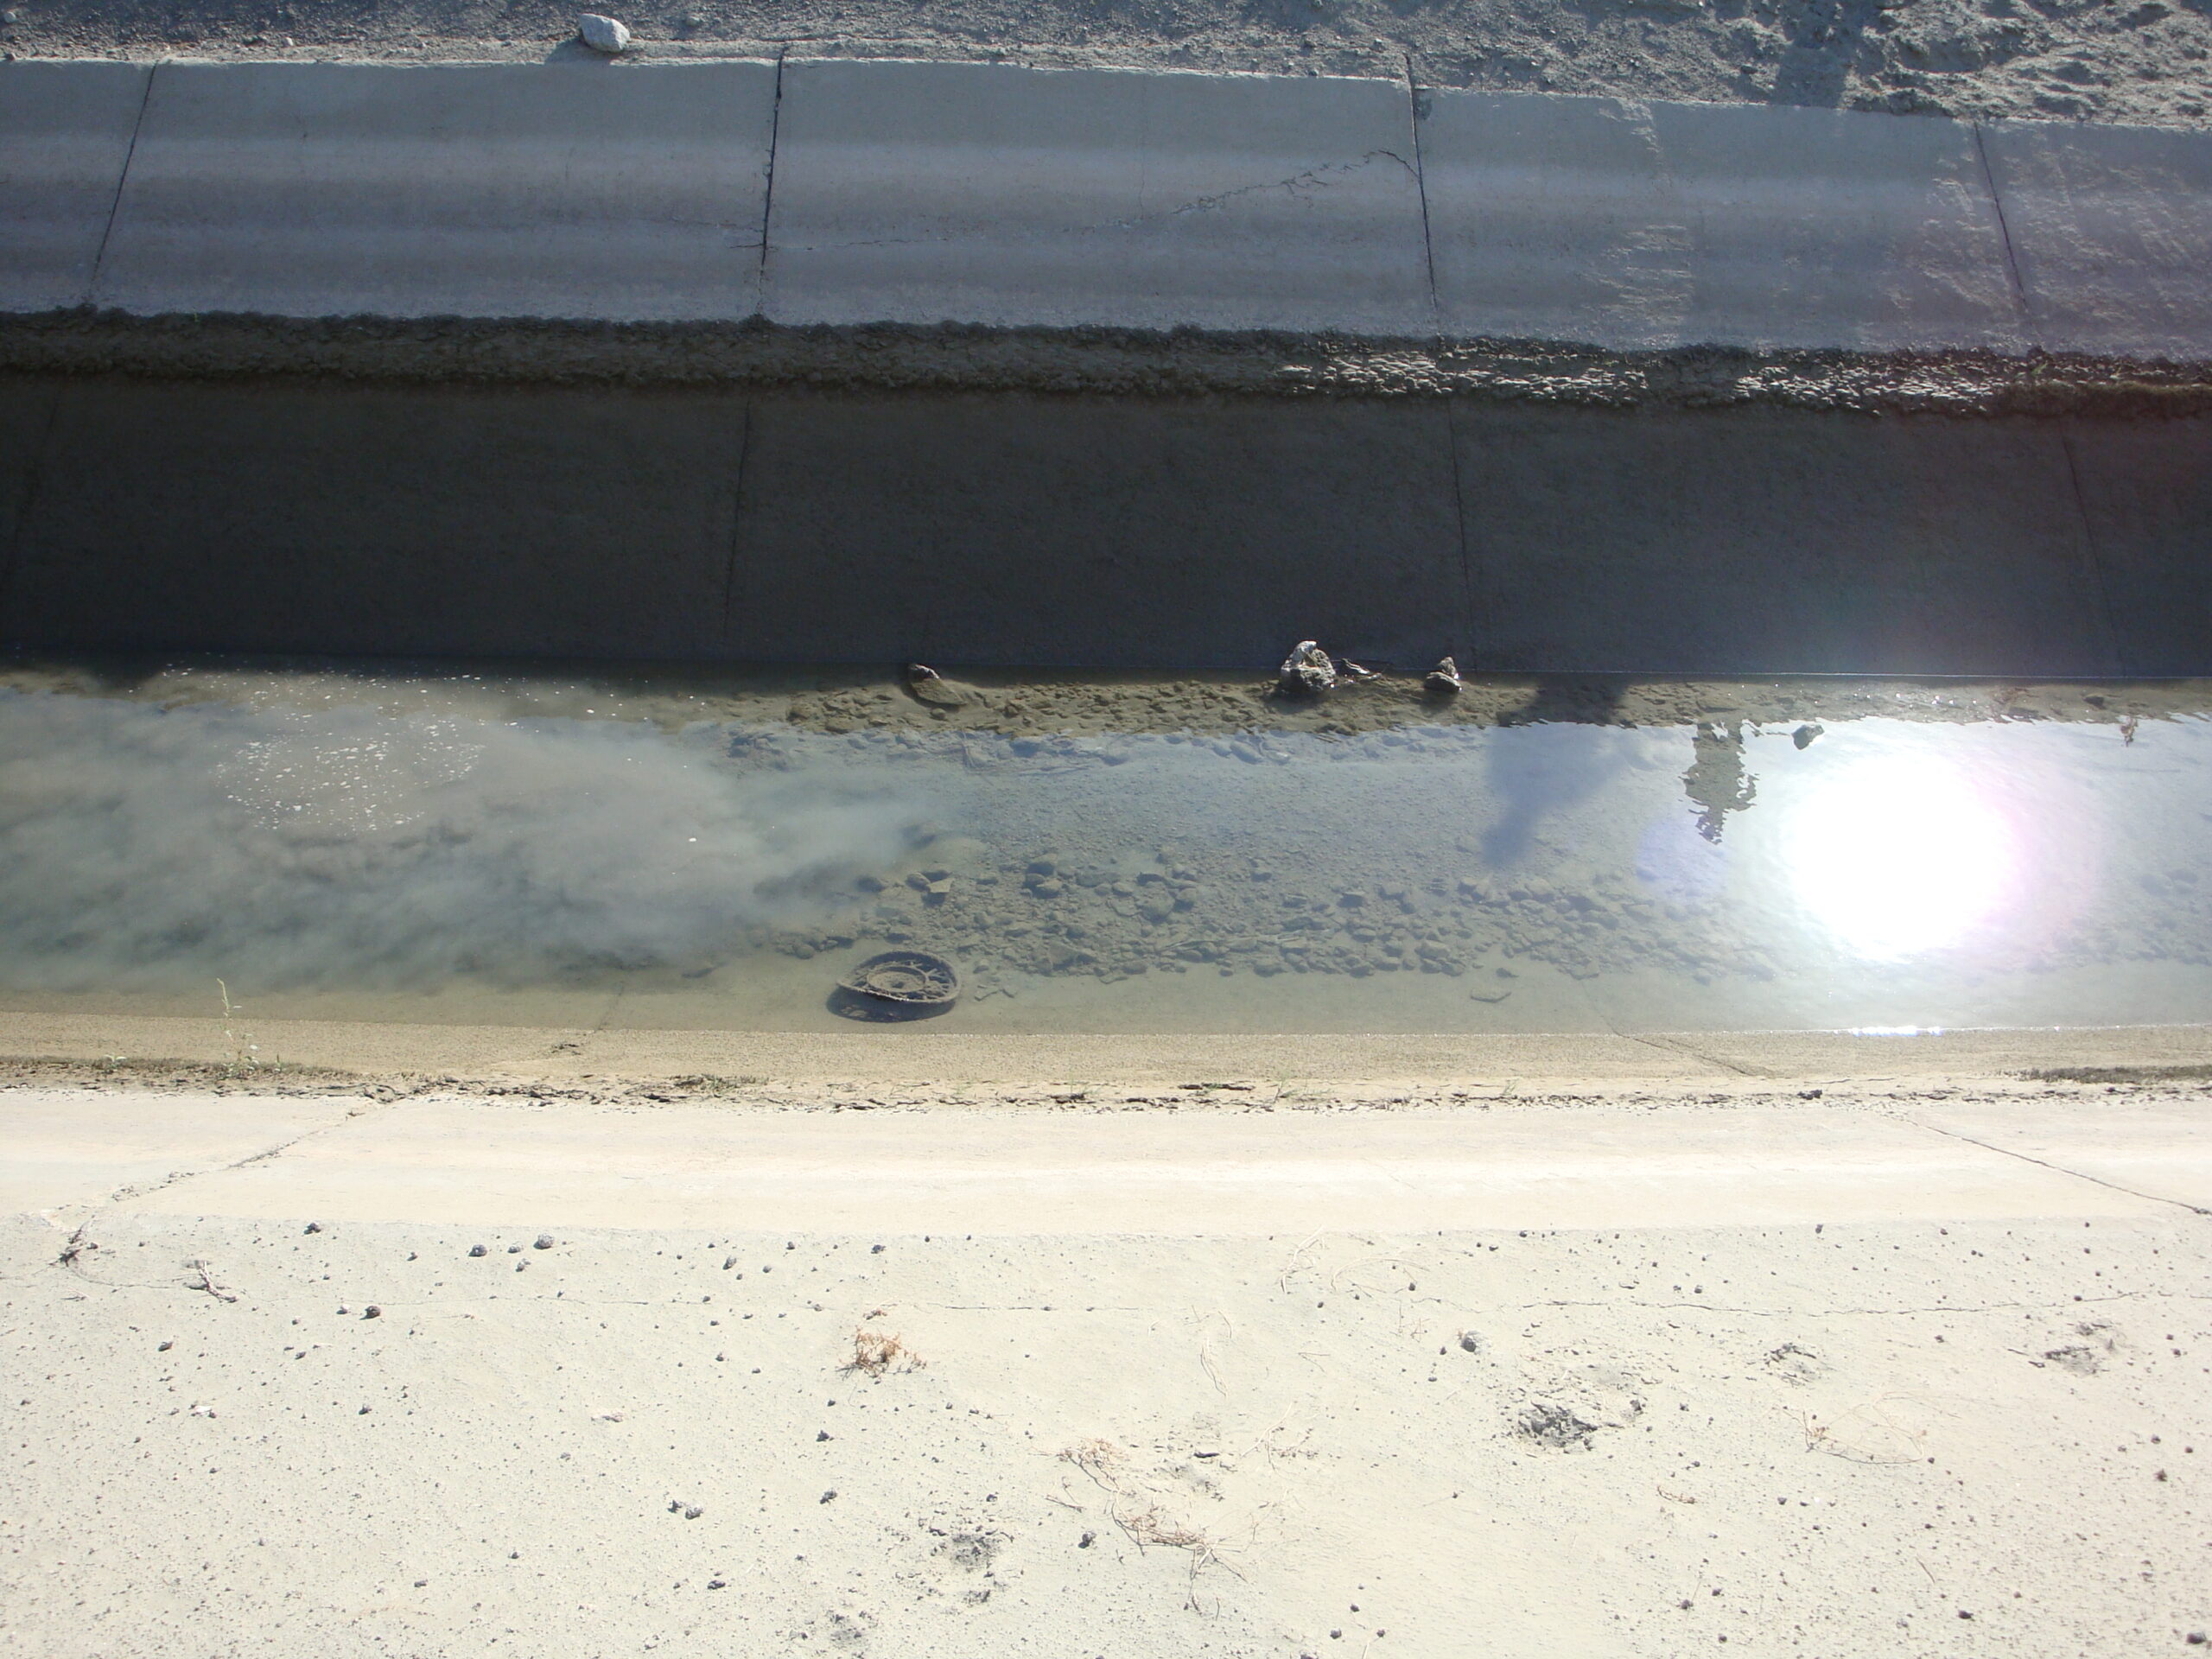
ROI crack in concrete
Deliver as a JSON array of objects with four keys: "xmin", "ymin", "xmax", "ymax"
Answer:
[
  {"xmin": 1906, "ymin": 1117, "xmax": 2212, "ymax": 1217},
  {"xmin": 1503, "ymin": 1289, "xmax": 2212, "ymax": 1318},
  {"xmin": 99, "ymin": 1096, "xmax": 397, "ymax": 1211}
]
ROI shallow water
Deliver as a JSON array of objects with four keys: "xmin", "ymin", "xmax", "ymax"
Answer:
[{"xmin": 1, "ymin": 664, "xmax": 2208, "ymax": 1035}]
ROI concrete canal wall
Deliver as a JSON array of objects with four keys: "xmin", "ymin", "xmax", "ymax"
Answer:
[{"xmin": 2, "ymin": 59, "xmax": 2209, "ymax": 672}]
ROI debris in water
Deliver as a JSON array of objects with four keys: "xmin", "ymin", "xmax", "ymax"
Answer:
[
  {"xmin": 577, "ymin": 12, "xmax": 631, "ymax": 50},
  {"xmin": 1792, "ymin": 722, "xmax": 1823, "ymax": 749},
  {"xmin": 1277, "ymin": 641, "xmax": 1337, "ymax": 696},
  {"xmin": 837, "ymin": 950, "xmax": 961, "ymax": 1009},
  {"xmin": 1426, "ymin": 657, "xmax": 1464, "ymax": 696}
]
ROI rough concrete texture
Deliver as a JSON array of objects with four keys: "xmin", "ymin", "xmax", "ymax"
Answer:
[
  {"xmin": 1418, "ymin": 89, "xmax": 2026, "ymax": 351},
  {"xmin": 3, "ymin": 1084, "xmax": 2210, "ymax": 1656},
  {"xmin": 83, "ymin": 60, "xmax": 779, "ymax": 320},
  {"xmin": 763, "ymin": 61, "xmax": 1433, "ymax": 333},
  {"xmin": 4, "ymin": 0, "xmax": 2212, "ymax": 134},
  {"xmin": 3, "ymin": 374, "xmax": 2205, "ymax": 673},
  {"xmin": 7, "ymin": 60, "xmax": 2209, "ymax": 358},
  {"xmin": 0, "ymin": 60, "xmax": 149, "ymax": 313},
  {"xmin": 1981, "ymin": 118, "xmax": 2212, "ymax": 359}
]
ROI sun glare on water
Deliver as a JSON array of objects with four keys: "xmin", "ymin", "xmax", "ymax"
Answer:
[{"xmin": 1787, "ymin": 754, "xmax": 2021, "ymax": 960}]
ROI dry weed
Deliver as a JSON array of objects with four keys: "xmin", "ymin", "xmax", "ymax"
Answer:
[{"xmin": 846, "ymin": 1325, "xmax": 924, "ymax": 1375}]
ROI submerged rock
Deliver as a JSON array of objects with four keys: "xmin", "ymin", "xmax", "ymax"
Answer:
[
  {"xmin": 578, "ymin": 12, "xmax": 631, "ymax": 51},
  {"xmin": 1277, "ymin": 640, "xmax": 1336, "ymax": 696}
]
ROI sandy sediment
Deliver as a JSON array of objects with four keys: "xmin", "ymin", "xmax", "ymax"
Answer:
[
  {"xmin": 8, "ymin": 312, "xmax": 2212, "ymax": 415},
  {"xmin": 9, "ymin": 653, "xmax": 2209, "ymax": 735},
  {"xmin": 8, "ymin": 0, "xmax": 2212, "ymax": 132}
]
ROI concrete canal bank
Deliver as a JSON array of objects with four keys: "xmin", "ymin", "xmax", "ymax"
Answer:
[{"xmin": 3, "ymin": 59, "xmax": 2209, "ymax": 671}]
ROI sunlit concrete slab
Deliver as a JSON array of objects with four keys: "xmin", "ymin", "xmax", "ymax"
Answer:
[
  {"xmin": 1453, "ymin": 404, "xmax": 2119, "ymax": 674},
  {"xmin": 92, "ymin": 61, "xmax": 778, "ymax": 321},
  {"xmin": 1418, "ymin": 90, "xmax": 2025, "ymax": 351},
  {"xmin": 0, "ymin": 1090, "xmax": 365, "ymax": 1214},
  {"xmin": 1980, "ymin": 119, "xmax": 2212, "ymax": 359},
  {"xmin": 0, "ymin": 61, "xmax": 149, "ymax": 312},
  {"xmin": 762, "ymin": 60, "xmax": 1434, "ymax": 333},
  {"xmin": 1912, "ymin": 1098, "xmax": 2212, "ymax": 1212},
  {"xmin": 26, "ymin": 1096, "xmax": 2174, "ymax": 1233}
]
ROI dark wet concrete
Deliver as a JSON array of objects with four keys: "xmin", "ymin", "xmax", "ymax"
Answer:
[{"xmin": 3, "ymin": 374, "xmax": 2209, "ymax": 674}]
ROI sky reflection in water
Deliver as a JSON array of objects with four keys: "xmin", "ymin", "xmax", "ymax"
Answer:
[{"xmin": 0, "ymin": 677, "xmax": 2201, "ymax": 1034}]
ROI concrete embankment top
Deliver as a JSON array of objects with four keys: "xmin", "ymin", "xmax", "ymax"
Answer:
[{"xmin": 3, "ymin": 57, "xmax": 2210, "ymax": 355}]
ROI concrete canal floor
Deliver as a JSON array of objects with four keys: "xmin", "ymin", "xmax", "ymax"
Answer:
[{"xmin": 3, "ymin": 1065, "xmax": 2209, "ymax": 1656}]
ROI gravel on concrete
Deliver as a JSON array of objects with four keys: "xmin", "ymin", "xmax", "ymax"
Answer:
[{"xmin": 3, "ymin": 0, "xmax": 2210, "ymax": 132}]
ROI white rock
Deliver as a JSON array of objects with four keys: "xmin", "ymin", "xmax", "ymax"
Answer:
[
  {"xmin": 578, "ymin": 13, "xmax": 631, "ymax": 52},
  {"xmin": 1277, "ymin": 639, "xmax": 1337, "ymax": 696}
]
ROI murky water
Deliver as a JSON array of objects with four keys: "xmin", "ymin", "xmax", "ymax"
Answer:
[{"xmin": 2, "ymin": 663, "xmax": 2209, "ymax": 1034}]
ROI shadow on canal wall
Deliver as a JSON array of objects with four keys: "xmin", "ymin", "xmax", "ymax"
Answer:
[{"xmin": 3, "ymin": 374, "xmax": 2207, "ymax": 677}]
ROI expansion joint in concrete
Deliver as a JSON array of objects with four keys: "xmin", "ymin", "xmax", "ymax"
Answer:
[{"xmin": 755, "ymin": 48, "xmax": 787, "ymax": 294}]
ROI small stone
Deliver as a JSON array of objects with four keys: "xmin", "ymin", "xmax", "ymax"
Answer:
[
  {"xmin": 577, "ymin": 11, "xmax": 631, "ymax": 51},
  {"xmin": 1793, "ymin": 722, "xmax": 1824, "ymax": 750},
  {"xmin": 1458, "ymin": 1331, "xmax": 1484, "ymax": 1354},
  {"xmin": 157, "ymin": 1339, "xmax": 173, "ymax": 1351},
  {"xmin": 820, "ymin": 1490, "xmax": 837, "ymax": 1503},
  {"xmin": 1278, "ymin": 639, "xmax": 1337, "ymax": 696},
  {"xmin": 1426, "ymin": 656, "xmax": 1463, "ymax": 695},
  {"xmin": 683, "ymin": 1505, "xmax": 702, "ymax": 1519},
  {"xmin": 303, "ymin": 1221, "xmax": 322, "ymax": 1234},
  {"xmin": 507, "ymin": 1243, "xmax": 523, "ymax": 1253},
  {"xmin": 468, "ymin": 1244, "xmax": 488, "ymax": 1257},
  {"xmin": 817, "ymin": 1429, "xmax": 832, "ymax": 1441},
  {"xmin": 533, "ymin": 1234, "xmax": 555, "ymax": 1249},
  {"xmin": 363, "ymin": 1305, "xmax": 381, "ymax": 1319}
]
